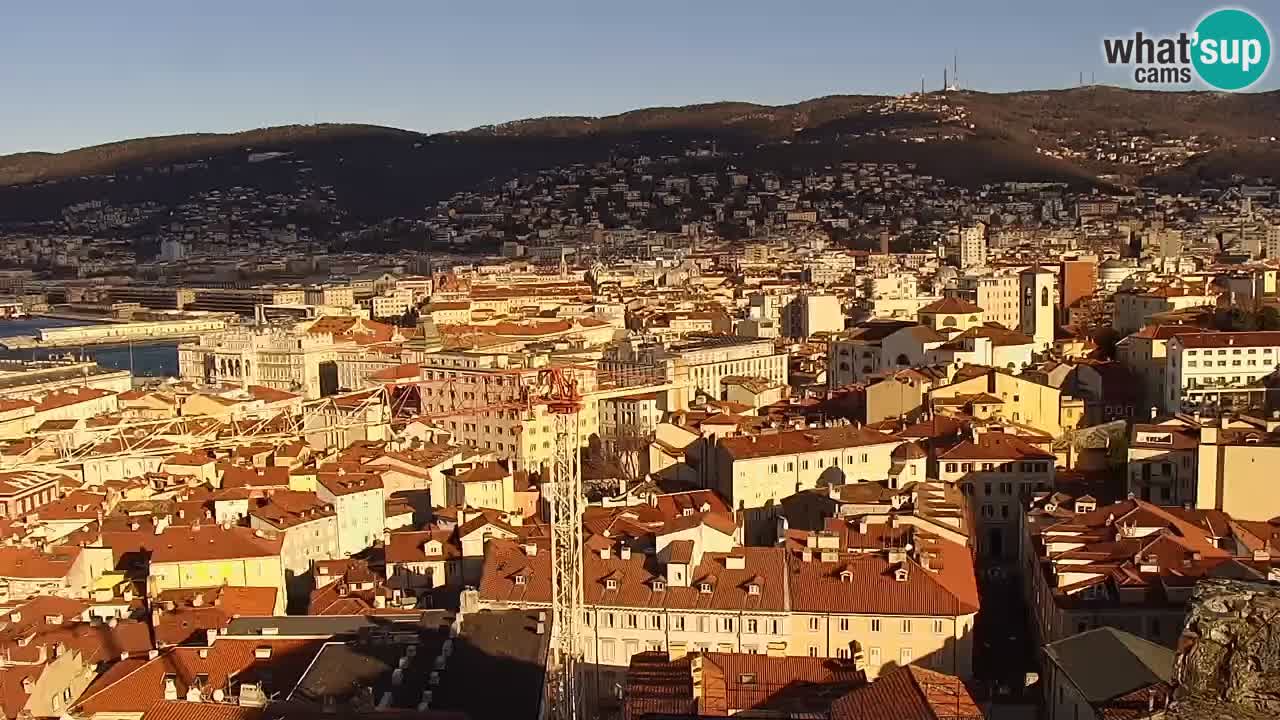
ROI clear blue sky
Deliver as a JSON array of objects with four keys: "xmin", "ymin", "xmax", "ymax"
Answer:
[{"xmin": 2, "ymin": 1, "xmax": 1274, "ymax": 154}]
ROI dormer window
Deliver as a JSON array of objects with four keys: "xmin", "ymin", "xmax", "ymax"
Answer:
[
  {"xmin": 699, "ymin": 582, "xmax": 713, "ymax": 594},
  {"xmin": 839, "ymin": 570, "xmax": 853, "ymax": 583},
  {"xmin": 894, "ymin": 567, "xmax": 909, "ymax": 582},
  {"xmin": 747, "ymin": 583, "xmax": 760, "ymax": 595},
  {"xmin": 652, "ymin": 579, "xmax": 666, "ymax": 592},
  {"xmin": 605, "ymin": 579, "xmax": 619, "ymax": 590},
  {"xmin": 514, "ymin": 575, "xmax": 527, "ymax": 586},
  {"xmin": 682, "ymin": 508, "xmax": 693, "ymax": 517}
]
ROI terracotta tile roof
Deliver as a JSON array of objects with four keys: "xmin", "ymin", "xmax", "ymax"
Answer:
[
  {"xmin": 625, "ymin": 651, "xmax": 864, "ymax": 719},
  {"xmin": 719, "ymin": 425, "xmax": 900, "ymax": 460},
  {"xmin": 1172, "ymin": 330, "xmax": 1280, "ymax": 348},
  {"xmin": 480, "ymin": 538, "xmax": 790, "ymax": 612},
  {"xmin": 788, "ymin": 543, "xmax": 979, "ymax": 616},
  {"xmin": 653, "ymin": 491, "xmax": 731, "ymax": 522},
  {"xmin": 245, "ymin": 385, "xmax": 300, "ymax": 403},
  {"xmin": 218, "ymin": 464, "xmax": 293, "ymax": 489},
  {"xmin": 1128, "ymin": 324, "xmax": 1207, "ymax": 341},
  {"xmin": 74, "ymin": 638, "xmax": 325, "ymax": 714},
  {"xmin": 939, "ymin": 432, "xmax": 1055, "ymax": 461},
  {"xmin": 919, "ymin": 298, "xmax": 983, "ymax": 315},
  {"xmin": 152, "ymin": 586, "xmax": 279, "ymax": 646},
  {"xmin": 385, "ymin": 529, "xmax": 461, "ymax": 563},
  {"xmin": 33, "ymin": 387, "xmax": 113, "ymax": 412},
  {"xmin": 831, "ymin": 665, "xmax": 982, "ymax": 720},
  {"xmin": 248, "ymin": 491, "xmax": 336, "ymax": 530},
  {"xmin": 0, "ymin": 545, "xmax": 81, "ymax": 580},
  {"xmin": 451, "ymin": 462, "xmax": 509, "ymax": 484},
  {"xmin": 150, "ymin": 525, "xmax": 283, "ymax": 564}
]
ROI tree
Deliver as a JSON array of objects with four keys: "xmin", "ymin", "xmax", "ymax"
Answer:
[
  {"xmin": 1259, "ymin": 306, "xmax": 1280, "ymax": 330},
  {"xmin": 1092, "ymin": 327, "xmax": 1122, "ymax": 360}
]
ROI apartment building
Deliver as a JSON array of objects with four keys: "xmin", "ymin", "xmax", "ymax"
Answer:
[
  {"xmin": 405, "ymin": 352, "xmax": 604, "ymax": 474},
  {"xmin": 145, "ymin": 525, "xmax": 288, "ymax": 614},
  {"xmin": 956, "ymin": 223, "xmax": 987, "ymax": 269},
  {"xmin": 1113, "ymin": 287, "xmax": 1216, "ymax": 336},
  {"xmin": 477, "ymin": 520, "xmax": 978, "ymax": 700},
  {"xmin": 1126, "ymin": 417, "xmax": 1201, "ymax": 506},
  {"xmin": 315, "ymin": 468, "xmax": 386, "ymax": 557},
  {"xmin": 712, "ymin": 425, "xmax": 904, "ymax": 543},
  {"xmin": 443, "ymin": 462, "xmax": 517, "ymax": 511},
  {"xmin": 368, "ymin": 288, "xmax": 414, "ymax": 319},
  {"xmin": 956, "ymin": 273, "xmax": 1018, "ymax": 330},
  {"xmin": 1193, "ymin": 416, "xmax": 1280, "ymax": 522},
  {"xmin": 1165, "ymin": 331, "xmax": 1280, "ymax": 412},
  {"xmin": 0, "ymin": 471, "xmax": 63, "ymax": 518},
  {"xmin": 1116, "ymin": 325, "xmax": 1200, "ymax": 414},
  {"xmin": 1019, "ymin": 496, "xmax": 1276, "ymax": 649},
  {"xmin": 930, "ymin": 367, "xmax": 1084, "ymax": 439},
  {"xmin": 938, "ymin": 431, "xmax": 1055, "ymax": 559},
  {"xmin": 780, "ymin": 294, "xmax": 843, "ymax": 338},
  {"xmin": 304, "ymin": 284, "xmax": 355, "ymax": 308},
  {"xmin": 632, "ymin": 336, "xmax": 787, "ymax": 404},
  {"xmin": 385, "ymin": 528, "xmax": 462, "ymax": 596},
  {"xmin": 247, "ymin": 491, "xmax": 341, "ymax": 597}
]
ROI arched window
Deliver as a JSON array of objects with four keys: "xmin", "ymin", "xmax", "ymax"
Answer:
[
  {"xmin": 943, "ymin": 316, "xmax": 958, "ymax": 327},
  {"xmin": 1041, "ymin": 287, "xmax": 1050, "ymax": 306},
  {"xmin": 896, "ymin": 354, "xmax": 910, "ymax": 366}
]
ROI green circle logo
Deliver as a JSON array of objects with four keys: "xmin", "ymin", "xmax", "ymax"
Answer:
[{"xmin": 1192, "ymin": 8, "xmax": 1271, "ymax": 90}]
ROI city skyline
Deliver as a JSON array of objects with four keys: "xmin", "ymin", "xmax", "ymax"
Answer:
[{"xmin": 3, "ymin": 0, "xmax": 1275, "ymax": 154}]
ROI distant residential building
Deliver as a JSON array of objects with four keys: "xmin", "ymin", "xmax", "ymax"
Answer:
[
  {"xmin": 146, "ymin": 525, "xmax": 288, "ymax": 615},
  {"xmin": 1059, "ymin": 258, "xmax": 1098, "ymax": 312},
  {"xmin": 956, "ymin": 223, "xmax": 987, "ymax": 269},
  {"xmin": 781, "ymin": 294, "xmax": 843, "ymax": 338},
  {"xmin": 1164, "ymin": 331, "xmax": 1280, "ymax": 412}
]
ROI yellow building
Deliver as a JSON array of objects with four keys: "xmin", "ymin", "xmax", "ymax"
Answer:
[
  {"xmin": 147, "ymin": 525, "xmax": 287, "ymax": 614},
  {"xmin": 930, "ymin": 368, "xmax": 1082, "ymax": 438}
]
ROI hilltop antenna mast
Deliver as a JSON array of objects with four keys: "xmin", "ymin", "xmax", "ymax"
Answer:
[{"xmin": 953, "ymin": 51, "xmax": 959, "ymax": 90}]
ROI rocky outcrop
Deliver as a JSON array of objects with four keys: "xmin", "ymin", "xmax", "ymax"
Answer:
[{"xmin": 1168, "ymin": 578, "xmax": 1280, "ymax": 719}]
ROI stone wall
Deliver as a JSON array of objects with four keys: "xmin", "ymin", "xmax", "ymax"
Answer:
[{"xmin": 1168, "ymin": 578, "xmax": 1280, "ymax": 720}]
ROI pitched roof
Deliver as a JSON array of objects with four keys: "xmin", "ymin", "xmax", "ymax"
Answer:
[
  {"xmin": 830, "ymin": 665, "xmax": 982, "ymax": 720},
  {"xmin": 1172, "ymin": 331, "xmax": 1280, "ymax": 349},
  {"xmin": 788, "ymin": 542, "xmax": 979, "ymax": 616},
  {"xmin": 918, "ymin": 297, "xmax": 983, "ymax": 315},
  {"xmin": 74, "ymin": 638, "xmax": 325, "ymax": 714},
  {"xmin": 1043, "ymin": 627, "xmax": 1173, "ymax": 705},
  {"xmin": 150, "ymin": 525, "xmax": 283, "ymax": 564},
  {"xmin": 939, "ymin": 432, "xmax": 1055, "ymax": 461},
  {"xmin": 720, "ymin": 425, "xmax": 899, "ymax": 461}
]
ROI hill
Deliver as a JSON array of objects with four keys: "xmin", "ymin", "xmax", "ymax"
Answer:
[{"xmin": 3, "ymin": 87, "xmax": 1280, "ymax": 225}]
